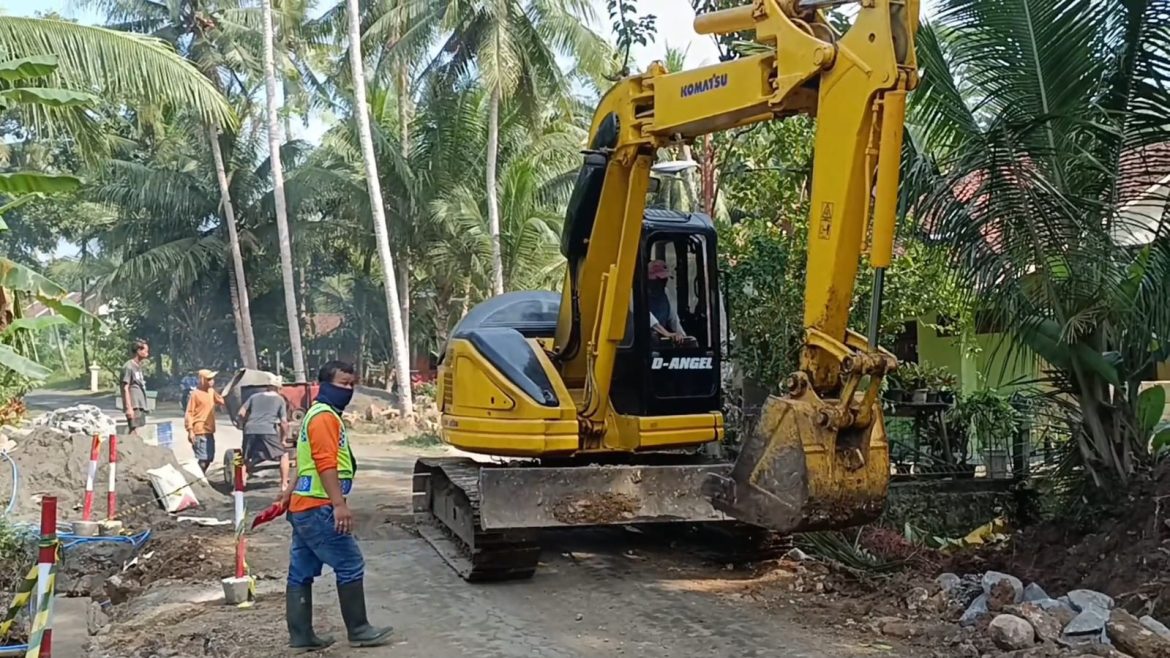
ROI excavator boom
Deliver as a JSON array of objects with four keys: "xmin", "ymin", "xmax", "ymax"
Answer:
[{"xmin": 553, "ymin": 0, "xmax": 919, "ymax": 531}]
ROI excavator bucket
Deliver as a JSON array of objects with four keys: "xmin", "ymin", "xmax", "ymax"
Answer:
[{"xmin": 703, "ymin": 389, "xmax": 889, "ymax": 532}]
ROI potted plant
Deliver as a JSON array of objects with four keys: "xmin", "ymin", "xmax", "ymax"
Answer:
[
  {"xmin": 899, "ymin": 362, "xmax": 929, "ymax": 403},
  {"xmin": 947, "ymin": 389, "xmax": 1021, "ymax": 479},
  {"xmin": 937, "ymin": 370, "xmax": 959, "ymax": 405},
  {"xmin": 923, "ymin": 364, "xmax": 943, "ymax": 403},
  {"xmin": 928, "ymin": 367, "xmax": 958, "ymax": 405},
  {"xmin": 883, "ymin": 369, "xmax": 906, "ymax": 403}
]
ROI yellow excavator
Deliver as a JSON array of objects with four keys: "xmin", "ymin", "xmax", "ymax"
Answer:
[{"xmin": 414, "ymin": 0, "xmax": 919, "ymax": 580}]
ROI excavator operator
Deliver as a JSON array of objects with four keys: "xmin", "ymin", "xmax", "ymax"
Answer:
[{"xmin": 647, "ymin": 259, "xmax": 692, "ymax": 346}]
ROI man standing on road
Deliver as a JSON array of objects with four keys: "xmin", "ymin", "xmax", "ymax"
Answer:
[
  {"xmin": 283, "ymin": 360, "xmax": 392, "ymax": 651},
  {"xmin": 239, "ymin": 374, "xmax": 291, "ymax": 489},
  {"xmin": 185, "ymin": 369, "xmax": 223, "ymax": 473},
  {"xmin": 121, "ymin": 340, "xmax": 150, "ymax": 436},
  {"xmin": 180, "ymin": 370, "xmax": 199, "ymax": 412}
]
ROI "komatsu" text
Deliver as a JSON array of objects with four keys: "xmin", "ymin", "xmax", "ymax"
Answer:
[{"xmin": 680, "ymin": 74, "xmax": 728, "ymax": 98}]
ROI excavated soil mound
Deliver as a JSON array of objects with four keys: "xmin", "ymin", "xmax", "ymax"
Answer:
[
  {"xmin": 950, "ymin": 463, "xmax": 1170, "ymax": 619},
  {"xmin": 125, "ymin": 522, "xmax": 235, "ymax": 585},
  {"xmin": 0, "ymin": 427, "xmax": 221, "ymax": 523}
]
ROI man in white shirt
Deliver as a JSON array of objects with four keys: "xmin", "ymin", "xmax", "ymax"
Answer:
[{"xmin": 646, "ymin": 259, "xmax": 687, "ymax": 344}]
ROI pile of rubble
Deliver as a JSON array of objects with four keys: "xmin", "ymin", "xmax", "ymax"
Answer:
[
  {"xmin": 921, "ymin": 569, "xmax": 1170, "ymax": 657},
  {"xmin": 30, "ymin": 404, "xmax": 116, "ymax": 438},
  {"xmin": 349, "ymin": 397, "xmax": 441, "ymax": 435},
  {"xmin": 0, "ymin": 425, "xmax": 218, "ymax": 522}
]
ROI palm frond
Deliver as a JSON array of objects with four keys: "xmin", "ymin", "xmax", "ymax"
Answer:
[{"xmin": 0, "ymin": 16, "xmax": 235, "ymax": 129}]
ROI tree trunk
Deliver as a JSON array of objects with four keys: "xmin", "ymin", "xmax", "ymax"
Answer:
[
  {"xmin": 347, "ymin": 0, "xmax": 414, "ymax": 415},
  {"xmin": 486, "ymin": 86, "xmax": 504, "ymax": 295},
  {"xmin": 226, "ymin": 266, "xmax": 250, "ymax": 367},
  {"xmin": 398, "ymin": 253, "xmax": 410, "ymax": 365},
  {"xmin": 356, "ymin": 250, "xmax": 373, "ymax": 380},
  {"xmin": 208, "ymin": 126, "xmax": 259, "ymax": 369},
  {"xmin": 53, "ymin": 325, "xmax": 70, "ymax": 376},
  {"xmin": 396, "ymin": 48, "xmax": 411, "ymax": 358},
  {"xmin": 263, "ymin": 0, "xmax": 307, "ymax": 383},
  {"xmin": 701, "ymin": 134, "xmax": 716, "ymax": 216},
  {"xmin": 79, "ymin": 241, "xmax": 90, "ymax": 369}
]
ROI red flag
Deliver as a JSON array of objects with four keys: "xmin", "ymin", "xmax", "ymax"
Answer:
[{"xmin": 251, "ymin": 500, "xmax": 286, "ymax": 530}]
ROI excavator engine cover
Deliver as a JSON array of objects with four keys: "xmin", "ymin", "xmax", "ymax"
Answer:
[{"xmin": 704, "ymin": 389, "xmax": 889, "ymax": 532}]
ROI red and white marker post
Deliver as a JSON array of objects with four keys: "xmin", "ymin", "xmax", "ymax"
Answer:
[
  {"xmin": 106, "ymin": 434, "xmax": 118, "ymax": 520},
  {"xmin": 234, "ymin": 455, "xmax": 246, "ymax": 579},
  {"xmin": 221, "ymin": 455, "xmax": 251, "ymax": 605},
  {"xmin": 81, "ymin": 434, "xmax": 99, "ymax": 522},
  {"xmin": 36, "ymin": 495, "xmax": 58, "ymax": 658}
]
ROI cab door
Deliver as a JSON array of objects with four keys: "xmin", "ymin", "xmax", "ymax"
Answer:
[{"xmin": 642, "ymin": 230, "xmax": 721, "ymax": 416}]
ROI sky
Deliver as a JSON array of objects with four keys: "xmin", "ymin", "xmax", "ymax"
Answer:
[
  {"xmin": 2, "ymin": 0, "xmax": 767, "ymax": 69},
  {"xmin": 6, "ymin": 0, "xmax": 935, "ymax": 259}
]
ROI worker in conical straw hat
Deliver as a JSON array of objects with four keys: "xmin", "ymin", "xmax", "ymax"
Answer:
[
  {"xmin": 237, "ymin": 372, "xmax": 293, "ymax": 490},
  {"xmin": 184, "ymin": 368, "xmax": 223, "ymax": 473}
]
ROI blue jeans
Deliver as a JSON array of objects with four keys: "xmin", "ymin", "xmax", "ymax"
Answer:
[{"xmin": 287, "ymin": 505, "xmax": 365, "ymax": 587}]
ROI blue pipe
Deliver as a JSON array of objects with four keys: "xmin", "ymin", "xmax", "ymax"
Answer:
[{"xmin": 59, "ymin": 530, "xmax": 151, "ymax": 550}]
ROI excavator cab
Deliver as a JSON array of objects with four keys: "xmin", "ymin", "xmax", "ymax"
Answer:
[{"xmin": 612, "ymin": 211, "xmax": 722, "ymax": 418}]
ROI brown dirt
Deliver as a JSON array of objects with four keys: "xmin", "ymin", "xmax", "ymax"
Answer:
[
  {"xmin": 552, "ymin": 492, "xmax": 640, "ymax": 524},
  {"xmin": 124, "ymin": 522, "xmax": 236, "ymax": 586},
  {"xmin": 0, "ymin": 427, "xmax": 223, "ymax": 523},
  {"xmin": 947, "ymin": 464, "xmax": 1170, "ymax": 619},
  {"xmin": 93, "ymin": 593, "xmax": 293, "ymax": 658}
]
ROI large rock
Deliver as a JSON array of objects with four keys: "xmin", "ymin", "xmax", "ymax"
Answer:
[
  {"xmin": 990, "ymin": 579, "xmax": 1022, "ymax": 612},
  {"xmin": 961, "ymin": 594, "xmax": 990, "ymax": 627},
  {"xmin": 87, "ymin": 600, "xmax": 109, "ymax": 636},
  {"xmin": 1023, "ymin": 583, "xmax": 1050, "ymax": 603},
  {"xmin": 1141, "ymin": 616, "xmax": 1170, "ymax": 642},
  {"xmin": 1007, "ymin": 602, "xmax": 1065, "ymax": 644},
  {"xmin": 1108, "ymin": 608, "xmax": 1170, "ymax": 658},
  {"xmin": 989, "ymin": 613, "xmax": 1036, "ymax": 650},
  {"xmin": 983, "ymin": 571, "xmax": 1025, "ymax": 602},
  {"xmin": 1035, "ymin": 598, "xmax": 1079, "ymax": 625},
  {"xmin": 1069, "ymin": 590, "xmax": 1116, "ymax": 612},
  {"xmin": 1065, "ymin": 606, "xmax": 1111, "ymax": 645},
  {"xmin": 936, "ymin": 573, "xmax": 962, "ymax": 593},
  {"xmin": 103, "ymin": 574, "xmax": 141, "ymax": 606}
]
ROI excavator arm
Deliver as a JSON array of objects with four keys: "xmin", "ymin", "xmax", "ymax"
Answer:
[{"xmin": 555, "ymin": 0, "xmax": 919, "ymax": 530}]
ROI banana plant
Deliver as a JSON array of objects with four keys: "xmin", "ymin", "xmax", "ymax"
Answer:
[
  {"xmin": 0, "ymin": 54, "xmax": 95, "ymax": 230},
  {"xmin": 0, "ymin": 54, "xmax": 99, "ymax": 381}
]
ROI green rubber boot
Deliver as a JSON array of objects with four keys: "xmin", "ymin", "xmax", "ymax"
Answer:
[
  {"xmin": 286, "ymin": 586, "xmax": 335, "ymax": 653},
  {"xmin": 337, "ymin": 580, "xmax": 393, "ymax": 647}
]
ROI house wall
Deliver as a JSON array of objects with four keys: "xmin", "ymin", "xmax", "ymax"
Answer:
[{"xmin": 914, "ymin": 315, "xmax": 1038, "ymax": 393}]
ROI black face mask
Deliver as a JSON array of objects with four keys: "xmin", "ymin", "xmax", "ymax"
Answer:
[{"xmin": 649, "ymin": 279, "xmax": 668, "ymax": 292}]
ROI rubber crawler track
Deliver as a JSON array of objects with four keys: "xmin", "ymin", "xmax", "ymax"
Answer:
[{"xmin": 412, "ymin": 457, "xmax": 542, "ymax": 582}]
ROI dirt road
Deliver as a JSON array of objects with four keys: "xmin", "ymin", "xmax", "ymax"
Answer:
[{"xmin": 24, "ymin": 392, "xmax": 903, "ymax": 657}]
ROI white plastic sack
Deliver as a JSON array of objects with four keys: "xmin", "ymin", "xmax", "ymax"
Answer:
[{"xmin": 146, "ymin": 464, "xmax": 199, "ymax": 512}]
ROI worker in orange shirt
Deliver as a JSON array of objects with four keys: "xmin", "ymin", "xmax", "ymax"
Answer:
[
  {"xmin": 282, "ymin": 360, "xmax": 392, "ymax": 651},
  {"xmin": 184, "ymin": 369, "xmax": 224, "ymax": 473}
]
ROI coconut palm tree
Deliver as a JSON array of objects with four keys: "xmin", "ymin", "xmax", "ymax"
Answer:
[
  {"xmin": 430, "ymin": 0, "xmax": 608, "ymax": 295},
  {"xmin": 82, "ymin": 0, "xmax": 263, "ymax": 367},
  {"xmin": 901, "ymin": 0, "xmax": 1170, "ymax": 485},
  {"xmin": 346, "ymin": 0, "xmax": 414, "ymax": 414},
  {"xmin": 261, "ymin": 0, "xmax": 307, "ymax": 382},
  {"xmin": 0, "ymin": 15, "xmax": 233, "ymax": 133}
]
